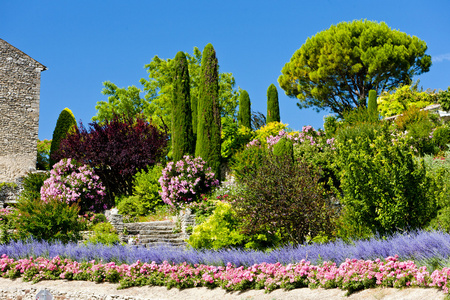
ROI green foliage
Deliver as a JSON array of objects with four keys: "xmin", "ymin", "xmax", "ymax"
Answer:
[
  {"xmin": 187, "ymin": 201, "xmax": 280, "ymax": 250},
  {"xmin": 229, "ymin": 144, "xmax": 268, "ymax": 181},
  {"xmin": 378, "ymin": 83, "xmax": 438, "ymax": 117},
  {"xmin": 266, "ymin": 84, "xmax": 280, "ymax": 124},
  {"xmin": 172, "ymin": 51, "xmax": 195, "ymax": 161},
  {"xmin": 253, "ymin": 121, "xmax": 288, "ymax": 146},
  {"xmin": 0, "ymin": 207, "xmax": 16, "ymax": 244},
  {"xmin": 20, "ymin": 171, "xmax": 50, "ymax": 200},
  {"xmin": 421, "ymin": 152, "xmax": 450, "ymax": 231},
  {"xmin": 395, "ymin": 106, "xmax": 436, "ymax": 155},
  {"xmin": 335, "ymin": 122, "xmax": 436, "ymax": 235},
  {"xmin": 117, "ymin": 165, "xmax": 164, "ymax": 216},
  {"xmin": 50, "ymin": 108, "xmax": 77, "ymax": 167},
  {"xmin": 36, "ymin": 139, "xmax": 51, "ymax": 170},
  {"xmin": 367, "ymin": 90, "xmax": 378, "ymax": 120},
  {"xmin": 14, "ymin": 197, "xmax": 83, "ymax": 243},
  {"xmin": 221, "ymin": 117, "xmax": 253, "ymax": 160},
  {"xmin": 92, "ymin": 82, "xmax": 145, "ymax": 124},
  {"xmin": 272, "ymin": 137, "xmax": 294, "ymax": 162},
  {"xmin": 195, "ymin": 43, "xmax": 222, "ymax": 179},
  {"xmin": 187, "ymin": 201, "xmax": 244, "ymax": 249},
  {"xmin": 238, "ymin": 90, "xmax": 251, "ymax": 129},
  {"xmin": 233, "ymin": 153, "xmax": 336, "ymax": 245},
  {"xmin": 323, "ymin": 115, "xmax": 340, "ymax": 137},
  {"xmin": 432, "ymin": 125, "xmax": 450, "ymax": 152},
  {"xmin": 438, "ymin": 87, "xmax": 450, "ymax": 112},
  {"xmin": 86, "ymin": 222, "xmax": 120, "ymax": 245},
  {"xmin": 278, "ymin": 20, "xmax": 432, "ymax": 116}
]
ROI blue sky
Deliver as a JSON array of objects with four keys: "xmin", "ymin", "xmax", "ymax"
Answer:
[{"xmin": 2, "ymin": 0, "xmax": 450, "ymax": 140}]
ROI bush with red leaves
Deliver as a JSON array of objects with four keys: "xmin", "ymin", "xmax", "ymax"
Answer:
[{"xmin": 54, "ymin": 116, "xmax": 168, "ymax": 203}]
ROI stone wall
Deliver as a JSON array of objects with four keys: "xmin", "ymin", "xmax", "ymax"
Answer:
[{"xmin": 0, "ymin": 38, "xmax": 46, "ymax": 182}]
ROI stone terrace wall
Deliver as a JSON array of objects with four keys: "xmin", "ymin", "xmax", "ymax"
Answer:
[{"xmin": 0, "ymin": 38, "xmax": 46, "ymax": 182}]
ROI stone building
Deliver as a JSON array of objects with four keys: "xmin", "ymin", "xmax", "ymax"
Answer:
[{"xmin": 0, "ymin": 38, "xmax": 46, "ymax": 185}]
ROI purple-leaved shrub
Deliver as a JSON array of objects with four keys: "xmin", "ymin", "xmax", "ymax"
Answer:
[
  {"xmin": 40, "ymin": 158, "xmax": 107, "ymax": 213},
  {"xmin": 159, "ymin": 155, "xmax": 219, "ymax": 209}
]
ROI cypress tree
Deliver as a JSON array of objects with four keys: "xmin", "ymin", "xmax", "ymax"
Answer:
[
  {"xmin": 368, "ymin": 89, "xmax": 378, "ymax": 120},
  {"xmin": 238, "ymin": 90, "xmax": 251, "ymax": 129},
  {"xmin": 49, "ymin": 108, "xmax": 77, "ymax": 167},
  {"xmin": 172, "ymin": 51, "xmax": 195, "ymax": 161},
  {"xmin": 195, "ymin": 43, "xmax": 221, "ymax": 179},
  {"xmin": 267, "ymin": 84, "xmax": 280, "ymax": 123}
]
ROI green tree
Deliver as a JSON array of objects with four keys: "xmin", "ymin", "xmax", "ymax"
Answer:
[
  {"xmin": 93, "ymin": 48, "xmax": 239, "ymax": 134},
  {"xmin": 278, "ymin": 20, "xmax": 432, "ymax": 116},
  {"xmin": 196, "ymin": 43, "xmax": 222, "ymax": 179},
  {"xmin": 171, "ymin": 51, "xmax": 195, "ymax": 161},
  {"xmin": 238, "ymin": 90, "xmax": 251, "ymax": 128},
  {"xmin": 49, "ymin": 108, "xmax": 77, "ymax": 167},
  {"xmin": 92, "ymin": 81, "xmax": 145, "ymax": 124},
  {"xmin": 367, "ymin": 89, "xmax": 378, "ymax": 121},
  {"xmin": 267, "ymin": 84, "xmax": 280, "ymax": 123}
]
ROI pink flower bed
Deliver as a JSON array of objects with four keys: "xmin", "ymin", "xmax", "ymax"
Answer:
[{"xmin": 0, "ymin": 254, "xmax": 449, "ymax": 295}]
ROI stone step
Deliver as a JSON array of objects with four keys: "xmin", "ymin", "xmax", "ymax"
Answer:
[
  {"xmin": 135, "ymin": 229, "xmax": 178, "ymax": 235},
  {"xmin": 137, "ymin": 233, "xmax": 184, "ymax": 240},
  {"xmin": 139, "ymin": 237, "xmax": 186, "ymax": 244}
]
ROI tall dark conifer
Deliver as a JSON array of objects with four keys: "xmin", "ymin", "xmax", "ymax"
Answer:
[
  {"xmin": 171, "ymin": 51, "xmax": 195, "ymax": 161},
  {"xmin": 267, "ymin": 84, "xmax": 280, "ymax": 123},
  {"xmin": 195, "ymin": 43, "xmax": 221, "ymax": 179},
  {"xmin": 238, "ymin": 90, "xmax": 251, "ymax": 129},
  {"xmin": 368, "ymin": 89, "xmax": 378, "ymax": 120}
]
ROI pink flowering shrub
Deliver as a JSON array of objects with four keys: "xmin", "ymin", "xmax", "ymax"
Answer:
[
  {"xmin": 1, "ymin": 254, "xmax": 450, "ymax": 295},
  {"xmin": 159, "ymin": 156, "xmax": 219, "ymax": 209},
  {"xmin": 40, "ymin": 158, "xmax": 107, "ymax": 213}
]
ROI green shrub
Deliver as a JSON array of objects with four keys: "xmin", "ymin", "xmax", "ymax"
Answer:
[
  {"xmin": 335, "ymin": 122, "xmax": 436, "ymax": 236},
  {"xmin": 20, "ymin": 171, "xmax": 50, "ymax": 200},
  {"xmin": 187, "ymin": 201, "xmax": 280, "ymax": 250},
  {"xmin": 116, "ymin": 164, "xmax": 164, "ymax": 217},
  {"xmin": 438, "ymin": 87, "xmax": 450, "ymax": 112},
  {"xmin": 117, "ymin": 195, "xmax": 141, "ymax": 217},
  {"xmin": 421, "ymin": 152, "xmax": 450, "ymax": 231},
  {"xmin": 229, "ymin": 144, "xmax": 268, "ymax": 180},
  {"xmin": 394, "ymin": 106, "xmax": 436, "ymax": 155},
  {"xmin": 432, "ymin": 125, "xmax": 450, "ymax": 152},
  {"xmin": 221, "ymin": 117, "xmax": 253, "ymax": 160},
  {"xmin": 86, "ymin": 222, "xmax": 120, "ymax": 245},
  {"xmin": 0, "ymin": 207, "xmax": 16, "ymax": 244},
  {"xmin": 272, "ymin": 137, "xmax": 293, "ymax": 162},
  {"xmin": 14, "ymin": 196, "xmax": 83, "ymax": 243},
  {"xmin": 132, "ymin": 164, "xmax": 164, "ymax": 214},
  {"xmin": 233, "ymin": 153, "xmax": 336, "ymax": 245}
]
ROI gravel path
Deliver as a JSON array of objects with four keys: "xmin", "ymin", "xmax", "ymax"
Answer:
[{"xmin": 0, "ymin": 278, "xmax": 446, "ymax": 300}]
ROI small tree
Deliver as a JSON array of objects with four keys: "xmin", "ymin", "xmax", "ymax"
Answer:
[
  {"xmin": 50, "ymin": 108, "xmax": 77, "ymax": 167},
  {"xmin": 368, "ymin": 90, "xmax": 378, "ymax": 120},
  {"xmin": 267, "ymin": 84, "xmax": 280, "ymax": 123},
  {"xmin": 238, "ymin": 90, "xmax": 251, "ymax": 129},
  {"xmin": 172, "ymin": 51, "xmax": 195, "ymax": 161},
  {"xmin": 195, "ymin": 43, "xmax": 222, "ymax": 179},
  {"xmin": 55, "ymin": 116, "xmax": 168, "ymax": 201},
  {"xmin": 233, "ymin": 153, "xmax": 336, "ymax": 245},
  {"xmin": 335, "ymin": 122, "xmax": 436, "ymax": 235}
]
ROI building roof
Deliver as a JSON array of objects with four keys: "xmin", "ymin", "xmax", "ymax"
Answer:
[{"xmin": 0, "ymin": 38, "xmax": 47, "ymax": 71}]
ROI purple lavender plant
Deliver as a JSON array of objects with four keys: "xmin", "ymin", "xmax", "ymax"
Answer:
[
  {"xmin": 159, "ymin": 155, "xmax": 219, "ymax": 209},
  {"xmin": 40, "ymin": 158, "xmax": 107, "ymax": 213}
]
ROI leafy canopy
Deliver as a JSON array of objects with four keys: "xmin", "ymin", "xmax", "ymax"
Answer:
[
  {"xmin": 93, "ymin": 47, "xmax": 239, "ymax": 133},
  {"xmin": 278, "ymin": 20, "xmax": 432, "ymax": 116}
]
